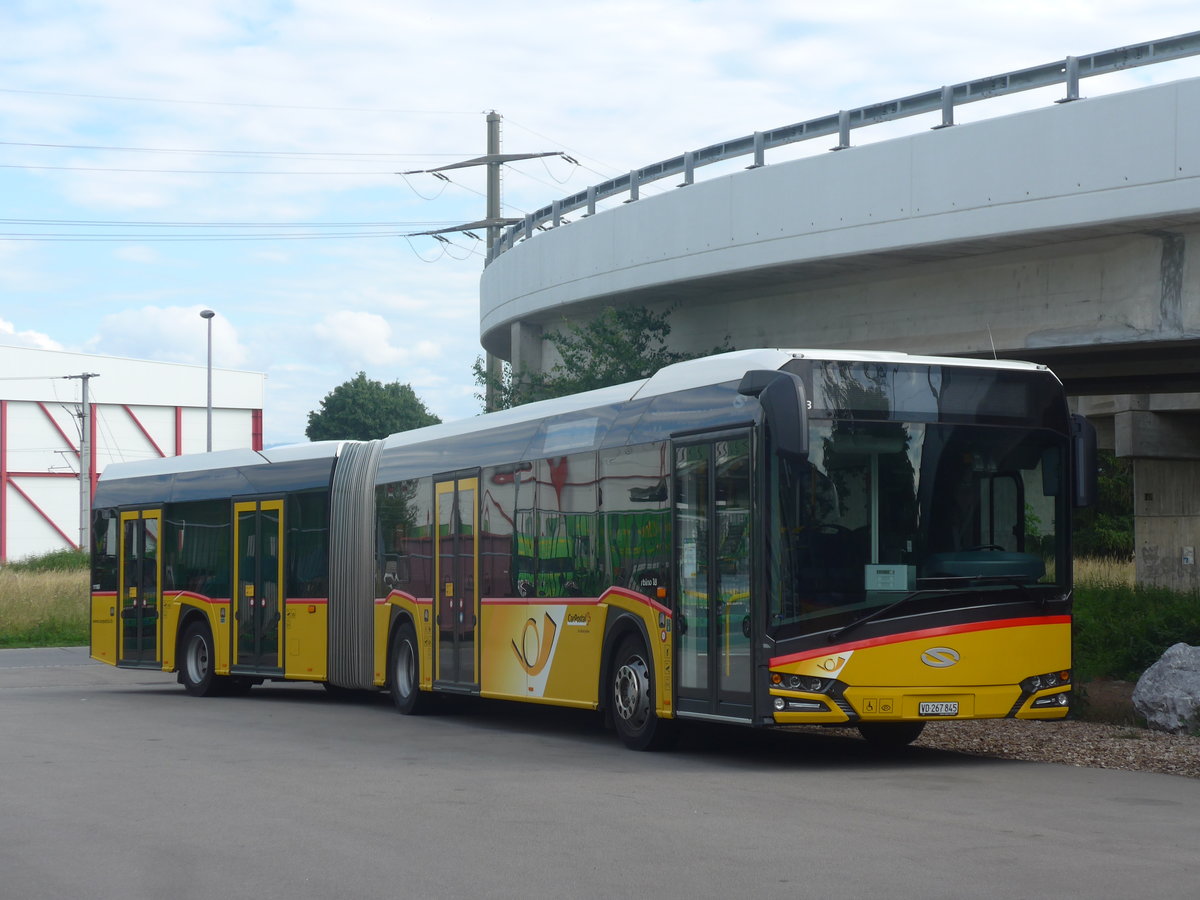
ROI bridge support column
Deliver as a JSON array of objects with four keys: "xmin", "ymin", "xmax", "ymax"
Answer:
[
  {"xmin": 1111, "ymin": 401, "xmax": 1200, "ymax": 591},
  {"xmin": 510, "ymin": 320, "xmax": 543, "ymax": 385},
  {"xmin": 1133, "ymin": 459, "xmax": 1200, "ymax": 592},
  {"xmin": 1076, "ymin": 395, "xmax": 1200, "ymax": 591}
]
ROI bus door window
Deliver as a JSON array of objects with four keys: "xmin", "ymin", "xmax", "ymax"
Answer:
[
  {"xmin": 978, "ymin": 472, "xmax": 1023, "ymax": 551},
  {"xmin": 435, "ymin": 476, "xmax": 478, "ymax": 687},
  {"xmin": 119, "ymin": 509, "xmax": 161, "ymax": 664},
  {"xmin": 674, "ymin": 434, "xmax": 753, "ymax": 718},
  {"xmin": 234, "ymin": 500, "xmax": 284, "ymax": 670}
]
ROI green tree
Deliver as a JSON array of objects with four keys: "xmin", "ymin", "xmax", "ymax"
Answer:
[
  {"xmin": 306, "ymin": 372, "xmax": 440, "ymax": 441},
  {"xmin": 1072, "ymin": 450, "xmax": 1134, "ymax": 559},
  {"xmin": 475, "ymin": 306, "xmax": 732, "ymax": 410}
]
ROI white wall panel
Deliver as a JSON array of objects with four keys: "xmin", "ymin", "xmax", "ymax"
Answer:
[{"xmin": 1, "ymin": 347, "xmax": 266, "ymax": 559}]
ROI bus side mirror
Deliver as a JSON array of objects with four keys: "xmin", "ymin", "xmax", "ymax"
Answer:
[
  {"xmin": 1071, "ymin": 414, "xmax": 1098, "ymax": 508},
  {"xmin": 738, "ymin": 370, "xmax": 809, "ymax": 460}
]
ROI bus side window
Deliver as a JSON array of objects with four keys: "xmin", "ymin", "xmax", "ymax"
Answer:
[
  {"xmin": 480, "ymin": 465, "xmax": 519, "ymax": 598},
  {"xmin": 599, "ymin": 442, "xmax": 670, "ymax": 596}
]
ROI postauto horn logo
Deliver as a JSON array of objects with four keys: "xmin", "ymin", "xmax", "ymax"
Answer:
[{"xmin": 920, "ymin": 647, "xmax": 960, "ymax": 668}]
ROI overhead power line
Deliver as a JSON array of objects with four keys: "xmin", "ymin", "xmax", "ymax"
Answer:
[
  {"xmin": 0, "ymin": 86, "xmax": 478, "ymax": 115},
  {"xmin": 0, "ymin": 140, "xmax": 472, "ymax": 161},
  {"xmin": 0, "ymin": 162, "xmax": 401, "ymax": 175},
  {"xmin": 0, "ymin": 218, "xmax": 453, "ymax": 228},
  {"xmin": 0, "ymin": 230, "xmax": 441, "ymax": 243}
]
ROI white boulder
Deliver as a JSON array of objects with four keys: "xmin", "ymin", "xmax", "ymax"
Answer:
[{"xmin": 1132, "ymin": 643, "xmax": 1200, "ymax": 734}]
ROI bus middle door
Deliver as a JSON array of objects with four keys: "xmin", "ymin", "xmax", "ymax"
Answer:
[
  {"xmin": 233, "ymin": 499, "xmax": 284, "ymax": 672},
  {"xmin": 434, "ymin": 475, "xmax": 479, "ymax": 690}
]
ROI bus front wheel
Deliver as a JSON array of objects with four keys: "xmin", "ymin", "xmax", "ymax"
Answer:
[
  {"xmin": 389, "ymin": 622, "xmax": 430, "ymax": 715},
  {"xmin": 610, "ymin": 635, "xmax": 675, "ymax": 751},
  {"xmin": 179, "ymin": 621, "xmax": 220, "ymax": 697}
]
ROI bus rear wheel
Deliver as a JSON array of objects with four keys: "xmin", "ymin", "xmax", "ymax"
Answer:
[
  {"xmin": 389, "ymin": 622, "xmax": 430, "ymax": 715},
  {"xmin": 857, "ymin": 721, "xmax": 926, "ymax": 749},
  {"xmin": 179, "ymin": 621, "xmax": 221, "ymax": 697},
  {"xmin": 610, "ymin": 635, "xmax": 675, "ymax": 751}
]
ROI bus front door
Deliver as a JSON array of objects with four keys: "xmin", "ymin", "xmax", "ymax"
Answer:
[
  {"xmin": 233, "ymin": 499, "xmax": 284, "ymax": 672},
  {"xmin": 434, "ymin": 475, "xmax": 479, "ymax": 690},
  {"xmin": 674, "ymin": 435, "xmax": 754, "ymax": 721},
  {"xmin": 118, "ymin": 508, "xmax": 161, "ymax": 666}
]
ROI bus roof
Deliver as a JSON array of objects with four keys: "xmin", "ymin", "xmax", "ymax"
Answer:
[
  {"xmin": 96, "ymin": 348, "xmax": 1052, "ymax": 487},
  {"xmin": 380, "ymin": 348, "xmax": 1049, "ymax": 453}
]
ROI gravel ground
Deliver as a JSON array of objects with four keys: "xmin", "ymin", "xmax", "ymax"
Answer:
[{"xmin": 913, "ymin": 718, "xmax": 1200, "ymax": 779}]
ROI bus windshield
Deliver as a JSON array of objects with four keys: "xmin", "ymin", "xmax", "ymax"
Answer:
[{"xmin": 766, "ymin": 417, "xmax": 1069, "ymax": 640}]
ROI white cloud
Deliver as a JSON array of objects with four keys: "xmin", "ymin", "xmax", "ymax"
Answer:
[
  {"xmin": 313, "ymin": 310, "xmax": 401, "ymax": 367},
  {"xmin": 88, "ymin": 305, "xmax": 249, "ymax": 368},
  {"xmin": 0, "ymin": 318, "xmax": 65, "ymax": 351}
]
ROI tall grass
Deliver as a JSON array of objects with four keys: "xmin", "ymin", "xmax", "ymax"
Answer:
[
  {"xmin": 1074, "ymin": 556, "xmax": 1136, "ymax": 589},
  {"xmin": 0, "ymin": 567, "xmax": 89, "ymax": 648},
  {"xmin": 1073, "ymin": 556, "xmax": 1200, "ymax": 681}
]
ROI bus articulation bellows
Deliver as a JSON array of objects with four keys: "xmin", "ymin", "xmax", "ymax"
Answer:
[{"xmin": 90, "ymin": 348, "xmax": 1095, "ymax": 750}]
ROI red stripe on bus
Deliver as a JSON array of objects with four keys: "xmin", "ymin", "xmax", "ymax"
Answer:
[
  {"xmin": 481, "ymin": 597, "xmax": 604, "ymax": 606},
  {"xmin": 380, "ymin": 591, "xmax": 432, "ymax": 605},
  {"xmin": 601, "ymin": 586, "xmax": 672, "ymax": 617},
  {"xmin": 170, "ymin": 592, "xmax": 230, "ymax": 605},
  {"xmin": 769, "ymin": 615, "xmax": 1071, "ymax": 667}
]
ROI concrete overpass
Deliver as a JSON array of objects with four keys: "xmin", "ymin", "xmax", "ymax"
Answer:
[{"xmin": 479, "ymin": 37, "xmax": 1200, "ymax": 589}]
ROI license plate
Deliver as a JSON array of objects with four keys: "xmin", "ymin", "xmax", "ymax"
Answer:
[{"xmin": 919, "ymin": 701, "xmax": 959, "ymax": 717}]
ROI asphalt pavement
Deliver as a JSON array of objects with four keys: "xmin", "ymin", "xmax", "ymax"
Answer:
[{"xmin": 2, "ymin": 647, "xmax": 1197, "ymax": 899}]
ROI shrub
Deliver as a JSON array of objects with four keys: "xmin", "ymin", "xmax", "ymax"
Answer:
[
  {"xmin": 5, "ymin": 548, "xmax": 90, "ymax": 573},
  {"xmin": 1073, "ymin": 584, "xmax": 1200, "ymax": 681}
]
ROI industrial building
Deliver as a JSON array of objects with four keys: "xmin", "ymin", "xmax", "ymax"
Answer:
[{"xmin": 0, "ymin": 346, "xmax": 264, "ymax": 562}]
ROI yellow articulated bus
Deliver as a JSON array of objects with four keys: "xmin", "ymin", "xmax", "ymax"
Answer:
[{"xmin": 90, "ymin": 348, "xmax": 1095, "ymax": 750}]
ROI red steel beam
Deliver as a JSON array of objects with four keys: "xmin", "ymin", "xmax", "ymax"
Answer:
[{"xmin": 121, "ymin": 404, "xmax": 166, "ymax": 459}]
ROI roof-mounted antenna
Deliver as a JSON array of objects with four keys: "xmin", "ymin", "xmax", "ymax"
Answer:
[{"xmin": 986, "ymin": 324, "xmax": 998, "ymax": 360}]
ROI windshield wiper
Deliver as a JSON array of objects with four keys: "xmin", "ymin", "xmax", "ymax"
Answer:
[
  {"xmin": 962, "ymin": 574, "xmax": 1045, "ymax": 608},
  {"xmin": 830, "ymin": 590, "xmax": 945, "ymax": 643}
]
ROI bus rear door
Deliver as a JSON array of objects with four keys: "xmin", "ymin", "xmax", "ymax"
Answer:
[{"xmin": 118, "ymin": 508, "xmax": 162, "ymax": 667}]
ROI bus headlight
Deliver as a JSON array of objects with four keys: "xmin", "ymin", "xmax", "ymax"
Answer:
[
  {"xmin": 1031, "ymin": 692, "xmax": 1070, "ymax": 709},
  {"xmin": 771, "ymin": 672, "xmax": 829, "ymax": 693},
  {"xmin": 1021, "ymin": 670, "xmax": 1071, "ymax": 693}
]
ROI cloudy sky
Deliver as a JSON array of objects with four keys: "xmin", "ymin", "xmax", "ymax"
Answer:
[{"xmin": 3, "ymin": 2, "xmax": 1199, "ymax": 445}]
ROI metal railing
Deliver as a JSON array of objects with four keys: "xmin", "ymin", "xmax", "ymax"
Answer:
[{"xmin": 488, "ymin": 31, "xmax": 1200, "ymax": 263}]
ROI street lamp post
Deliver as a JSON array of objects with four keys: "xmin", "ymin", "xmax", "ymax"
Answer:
[{"xmin": 200, "ymin": 309, "xmax": 215, "ymax": 452}]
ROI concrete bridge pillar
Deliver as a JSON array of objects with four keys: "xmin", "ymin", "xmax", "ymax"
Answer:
[
  {"xmin": 1078, "ymin": 394, "xmax": 1200, "ymax": 591},
  {"xmin": 511, "ymin": 320, "xmax": 543, "ymax": 385},
  {"xmin": 1134, "ymin": 458, "xmax": 1200, "ymax": 591}
]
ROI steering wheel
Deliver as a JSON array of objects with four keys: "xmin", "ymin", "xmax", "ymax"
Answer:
[
  {"xmin": 815, "ymin": 524, "xmax": 852, "ymax": 535},
  {"xmin": 966, "ymin": 544, "xmax": 1004, "ymax": 551}
]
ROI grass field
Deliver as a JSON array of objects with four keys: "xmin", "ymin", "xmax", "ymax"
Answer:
[{"xmin": 0, "ymin": 567, "xmax": 89, "ymax": 648}]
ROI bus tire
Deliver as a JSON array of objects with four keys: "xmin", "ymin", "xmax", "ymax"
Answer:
[
  {"xmin": 389, "ymin": 622, "xmax": 430, "ymax": 715},
  {"xmin": 610, "ymin": 635, "xmax": 675, "ymax": 751},
  {"xmin": 178, "ymin": 621, "xmax": 220, "ymax": 697},
  {"xmin": 857, "ymin": 721, "xmax": 926, "ymax": 749}
]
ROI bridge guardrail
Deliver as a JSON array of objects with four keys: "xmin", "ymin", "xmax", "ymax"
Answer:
[{"xmin": 488, "ymin": 31, "xmax": 1200, "ymax": 264}]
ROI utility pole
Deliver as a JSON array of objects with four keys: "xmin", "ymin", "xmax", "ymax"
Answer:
[
  {"xmin": 484, "ymin": 112, "xmax": 504, "ymax": 411},
  {"xmin": 485, "ymin": 110, "xmax": 503, "ymax": 255},
  {"xmin": 65, "ymin": 372, "xmax": 99, "ymax": 552},
  {"xmin": 401, "ymin": 112, "xmax": 565, "ymax": 411}
]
